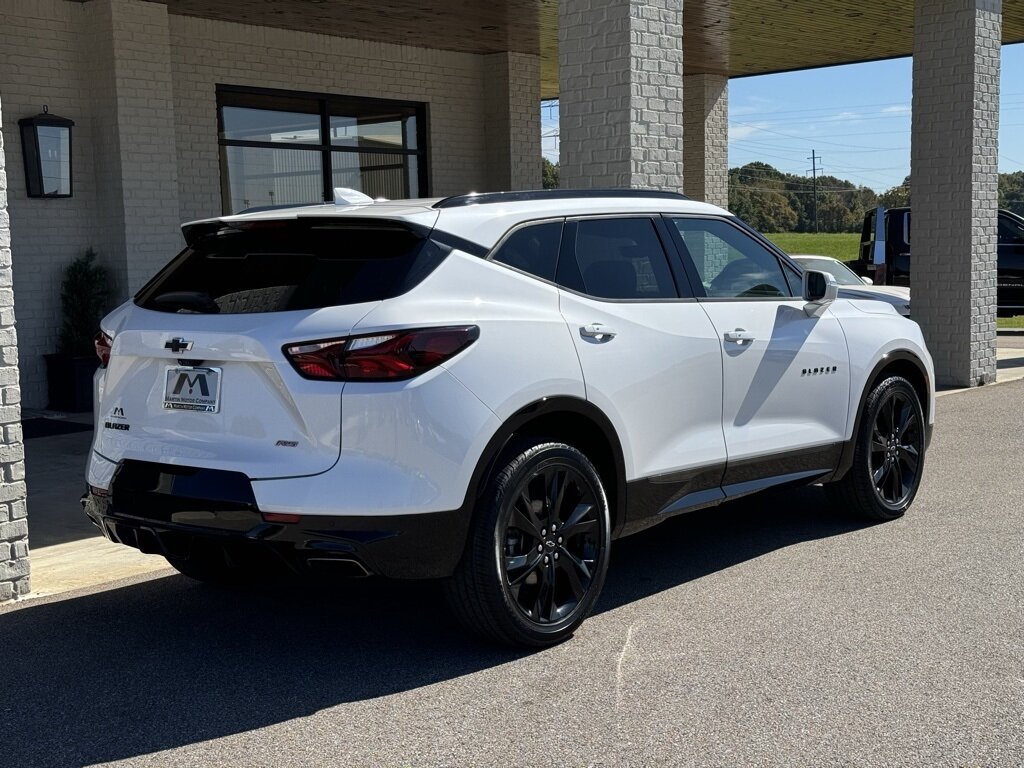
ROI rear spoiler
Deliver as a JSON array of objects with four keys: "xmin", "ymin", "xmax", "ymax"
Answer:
[{"xmin": 180, "ymin": 215, "xmax": 433, "ymax": 247}]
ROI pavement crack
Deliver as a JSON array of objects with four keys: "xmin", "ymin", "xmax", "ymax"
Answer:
[{"xmin": 615, "ymin": 621, "xmax": 640, "ymax": 708}]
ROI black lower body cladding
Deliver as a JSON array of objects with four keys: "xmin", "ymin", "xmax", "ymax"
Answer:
[{"xmin": 84, "ymin": 460, "xmax": 469, "ymax": 579}]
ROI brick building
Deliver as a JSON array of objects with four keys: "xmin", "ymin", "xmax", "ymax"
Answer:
[{"xmin": 0, "ymin": 0, "xmax": 1021, "ymax": 599}]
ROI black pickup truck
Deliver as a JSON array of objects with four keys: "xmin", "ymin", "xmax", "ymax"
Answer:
[{"xmin": 850, "ymin": 206, "xmax": 1024, "ymax": 313}]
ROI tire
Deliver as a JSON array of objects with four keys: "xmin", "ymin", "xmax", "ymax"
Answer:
[
  {"xmin": 825, "ymin": 375, "xmax": 926, "ymax": 520},
  {"xmin": 445, "ymin": 442, "xmax": 612, "ymax": 647}
]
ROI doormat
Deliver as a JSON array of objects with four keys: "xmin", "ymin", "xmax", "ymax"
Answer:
[{"xmin": 23, "ymin": 418, "xmax": 94, "ymax": 440}]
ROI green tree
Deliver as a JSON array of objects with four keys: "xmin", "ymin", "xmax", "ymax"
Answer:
[
  {"xmin": 542, "ymin": 158, "xmax": 559, "ymax": 190},
  {"xmin": 728, "ymin": 163, "xmax": 798, "ymax": 232},
  {"xmin": 999, "ymin": 171, "xmax": 1024, "ymax": 216},
  {"xmin": 878, "ymin": 175, "xmax": 911, "ymax": 208}
]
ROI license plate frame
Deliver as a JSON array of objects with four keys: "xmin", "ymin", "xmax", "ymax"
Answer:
[{"xmin": 162, "ymin": 366, "xmax": 222, "ymax": 413}]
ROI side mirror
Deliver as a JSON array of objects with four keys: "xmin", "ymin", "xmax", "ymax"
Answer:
[
  {"xmin": 802, "ymin": 270, "xmax": 839, "ymax": 317},
  {"xmin": 861, "ymin": 276, "xmax": 874, "ymax": 285}
]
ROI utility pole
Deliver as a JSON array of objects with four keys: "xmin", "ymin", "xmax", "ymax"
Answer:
[{"xmin": 807, "ymin": 150, "xmax": 821, "ymax": 234}]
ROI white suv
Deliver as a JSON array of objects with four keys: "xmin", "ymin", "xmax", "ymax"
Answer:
[{"xmin": 85, "ymin": 189, "xmax": 934, "ymax": 646}]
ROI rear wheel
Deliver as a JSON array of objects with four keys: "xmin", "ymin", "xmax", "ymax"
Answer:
[
  {"xmin": 445, "ymin": 442, "xmax": 611, "ymax": 646},
  {"xmin": 826, "ymin": 375, "xmax": 926, "ymax": 520}
]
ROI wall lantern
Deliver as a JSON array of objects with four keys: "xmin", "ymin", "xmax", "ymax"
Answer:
[{"xmin": 18, "ymin": 106, "xmax": 74, "ymax": 198}]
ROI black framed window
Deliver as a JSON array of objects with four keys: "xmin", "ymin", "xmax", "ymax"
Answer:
[
  {"xmin": 491, "ymin": 221, "xmax": 563, "ymax": 282},
  {"xmin": 558, "ymin": 217, "xmax": 679, "ymax": 300},
  {"xmin": 217, "ymin": 85, "xmax": 428, "ymax": 214},
  {"xmin": 670, "ymin": 218, "xmax": 792, "ymax": 299}
]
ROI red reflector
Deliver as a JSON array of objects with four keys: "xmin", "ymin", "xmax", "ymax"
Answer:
[
  {"xmin": 262, "ymin": 512, "xmax": 301, "ymax": 524},
  {"xmin": 89, "ymin": 485, "xmax": 110, "ymax": 498},
  {"xmin": 283, "ymin": 326, "xmax": 479, "ymax": 382}
]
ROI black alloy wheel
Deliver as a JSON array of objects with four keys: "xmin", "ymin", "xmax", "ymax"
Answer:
[
  {"xmin": 825, "ymin": 375, "xmax": 927, "ymax": 520},
  {"xmin": 501, "ymin": 462, "xmax": 603, "ymax": 626},
  {"xmin": 868, "ymin": 388, "xmax": 923, "ymax": 508},
  {"xmin": 445, "ymin": 442, "xmax": 611, "ymax": 646}
]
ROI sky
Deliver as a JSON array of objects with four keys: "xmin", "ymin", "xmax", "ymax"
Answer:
[{"xmin": 541, "ymin": 43, "xmax": 1024, "ymax": 193}]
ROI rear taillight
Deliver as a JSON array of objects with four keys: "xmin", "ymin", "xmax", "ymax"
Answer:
[
  {"xmin": 284, "ymin": 326, "xmax": 479, "ymax": 382},
  {"xmin": 95, "ymin": 331, "xmax": 112, "ymax": 368}
]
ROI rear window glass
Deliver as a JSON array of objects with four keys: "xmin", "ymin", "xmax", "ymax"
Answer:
[{"xmin": 135, "ymin": 221, "xmax": 444, "ymax": 314}]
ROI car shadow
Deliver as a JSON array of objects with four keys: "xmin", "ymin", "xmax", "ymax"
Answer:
[{"xmin": 2, "ymin": 486, "xmax": 870, "ymax": 767}]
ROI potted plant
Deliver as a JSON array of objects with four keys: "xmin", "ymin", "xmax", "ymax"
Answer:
[{"xmin": 44, "ymin": 248, "xmax": 111, "ymax": 412}]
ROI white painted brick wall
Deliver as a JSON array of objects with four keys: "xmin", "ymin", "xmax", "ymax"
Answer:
[
  {"xmin": 683, "ymin": 73, "xmax": 728, "ymax": 208},
  {"xmin": 0, "ymin": 94, "xmax": 30, "ymax": 602},
  {"xmin": 0, "ymin": 0, "xmax": 106, "ymax": 409},
  {"xmin": 108, "ymin": 0, "xmax": 182, "ymax": 292},
  {"xmin": 911, "ymin": 0, "xmax": 1000, "ymax": 387},
  {"xmin": 170, "ymin": 14, "xmax": 493, "ymax": 223},
  {"xmin": 483, "ymin": 52, "xmax": 542, "ymax": 191},
  {"xmin": 558, "ymin": 0, "xmax": 684, "ymax": 190}
]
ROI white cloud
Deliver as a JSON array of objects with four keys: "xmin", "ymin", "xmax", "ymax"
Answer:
[
  {"xmin": 883, "ymin": 104, "xmax": 912, "ymax": 114},
  {"xmin": 729, "ymin": 122, "xmax": 770, "ymax": 142}
]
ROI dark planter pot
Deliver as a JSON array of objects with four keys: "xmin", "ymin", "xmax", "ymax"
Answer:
[{"xmin": 44, "ymin": 353, "xmax": 99, "ymax": 413}]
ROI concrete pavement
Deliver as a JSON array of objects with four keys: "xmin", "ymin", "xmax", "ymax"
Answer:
[
  {"xmin": 23, "ymin": 429, "xmax": 170, "ymax": 597},
  {"xmin": 2, "ymin": 375, "xmax": 1022, "ymax": 766}
]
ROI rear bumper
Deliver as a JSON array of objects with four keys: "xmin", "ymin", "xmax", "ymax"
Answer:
[{"xmin": 84, "ymin": 461, "xmax": 469, "ymax": 579}]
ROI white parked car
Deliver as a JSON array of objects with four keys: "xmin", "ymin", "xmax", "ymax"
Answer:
[
  {"xmin": 792, "ymin": 254, "xmax": 911, "ymax": 316},
  {"xmin": 85, "ymin": 189, "xmax": 934, "ymax": 646}
]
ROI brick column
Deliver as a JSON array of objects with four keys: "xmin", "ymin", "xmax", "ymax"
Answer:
[
  {"xmin": 683, "ymin": 73, "xmax": 728, "ymax": 207},
  {"xmin": 558, "ymin": 0, "xmax": 684, "ymax": 190},
  {"xmin": 483, "ymin": 52, "xmax": 542, "ymax": 191},
  {"xmin": 911, "ymin": 0, "xmax": 1001, "ymax": 387},
  {"xmin": 0, "ymin": 96, "xmax": 29, "ymax": 602},
  {"xmin": 85, "ymin": 0, "xmax": 182, "ymax": 295}
]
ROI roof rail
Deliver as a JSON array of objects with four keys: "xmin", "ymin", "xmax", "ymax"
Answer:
[{"xmin": 433, "ymin": 189, "xmax": 689, "ymax": 209}]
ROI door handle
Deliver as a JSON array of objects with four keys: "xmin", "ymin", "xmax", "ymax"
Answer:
[
  {"xmin": 724, "ymin": 328, "xmax": 755, "ymax": 345},
  {"xmin": 580, "ymin": 323, "xmax": 617, "ymax": 341}
]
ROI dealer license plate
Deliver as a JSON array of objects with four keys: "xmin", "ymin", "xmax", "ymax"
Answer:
[{"xmin": 162, "ymin": 366, "xmax": 222, "ymax": 413}]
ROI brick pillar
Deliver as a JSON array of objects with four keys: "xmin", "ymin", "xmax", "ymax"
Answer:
[
  {"xmin": 483, "ymin": 52, "xmax": 542, "ymax": 191},
  {"xmin": 84, "ymin": 0, "xmax": 181, "ymax": 296},
  {"xmin": 558, "ymin": 0, "xmax": 684, "ymax": 190},
  {"xmin": 0, "ymin": 96, "xmax": 29, "ymax": 602},
  {"xmin": 911, "ymin": 0, "xmax": 1001, "ymax": 387},
  {"xmin": 683, "ymin": 73, "xmax": 728, "ymax": 207}
]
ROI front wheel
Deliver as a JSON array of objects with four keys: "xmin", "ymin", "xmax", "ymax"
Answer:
[
  {"xmin": 445, "ymin": 442, "xmax": 611, "ymax": 646},
  {"xmin": 826, "ymin": 375, "xmax": 927, "ymax": 520}
]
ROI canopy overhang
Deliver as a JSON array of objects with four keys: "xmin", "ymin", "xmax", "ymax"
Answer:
[{"xmin": 166, "ymin": 0, "xmax": 1024, "ymax": 99}]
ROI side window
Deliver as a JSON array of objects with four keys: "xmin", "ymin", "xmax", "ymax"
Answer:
[
  {"xmin": 998, "ymin": 214, "xmax": 1024, "ymax": 245},
  {"xmin": 671, "ymin": 218, "xmax": 792, "ymax": 299},
  {"xmin": 490, "ymin": 221, "xmax": 563, "ymax": 282},
  {"xmin": 562, "ymin": 217, "xmax": 678, "ymax": 300}
]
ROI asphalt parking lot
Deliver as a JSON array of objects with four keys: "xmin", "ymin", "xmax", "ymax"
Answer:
[{"xmin": 3, "ymin": 379, "xmax": 1023, "ymax": 767}]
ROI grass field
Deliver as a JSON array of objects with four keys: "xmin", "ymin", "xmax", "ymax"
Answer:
[
  {"xmin": 764, "ymin": 232, "xmax": 1024, "ymax": 328},
  {"xmin": 765, "ymin": 232, "xmax": 860, "ymax": 262}
]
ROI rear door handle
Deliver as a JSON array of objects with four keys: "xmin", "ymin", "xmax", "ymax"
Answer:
[
  {"xmin": 724, "ymin": 328, "xmax": 755, "ymax": 345},
  {"xmin": 580, "ymin": 323, "xmax": 617, "ymax": 341}
]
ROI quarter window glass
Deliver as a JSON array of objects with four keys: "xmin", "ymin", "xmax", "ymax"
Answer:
[
  {"xmin": 491, "ymin": 222, "xmax": 563, "ymax": 282},
  {"xmin": 570, "ymin": 218, "xmax": 678, "ymax": 300},
  {"xmin": 672, "ymin": 218, "xmax": 791, "ymax": 298},
  {"xmin": 784, "ymin": 264, "xmax": 803, "ymax": 295}
]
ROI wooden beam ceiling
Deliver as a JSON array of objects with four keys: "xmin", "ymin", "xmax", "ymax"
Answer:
[{"xmin": 166, "ymin": 0, "xmax": 1024, "ymax": 100}]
